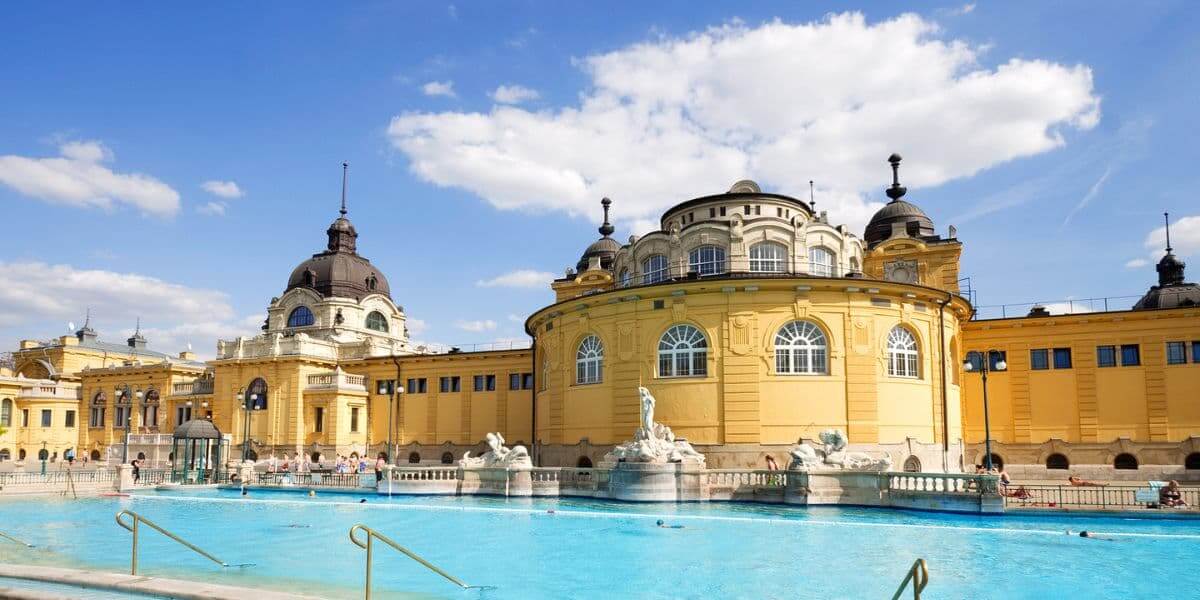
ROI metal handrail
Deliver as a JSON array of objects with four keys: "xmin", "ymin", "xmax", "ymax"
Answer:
[
  {"xmin": 349, "ymin": 524, "xmax": 486, "ymax": 598},
  {"xmin": 891, "ymin": 558, "xmax": 929, "ymax": 600},
  {"xmin": 115, "ymin": 510, "xmax": 252, "ymax": 575},
  {"xmin": 0, "ymin": 530, "xmax": 34, "ymax": 548}
]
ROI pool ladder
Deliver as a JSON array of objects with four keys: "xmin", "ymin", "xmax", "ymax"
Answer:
[
  {"xmin": 0, "ymin": 530, "xmax": 34, "ymax": 548},
  {"xmin": 115, "ymin": 510, "xmax": 254, "ymax": 575},
  {"xmin": 349, "ymin": 524, "xmax": 488, "ymax": 599},
  {"xmin": 891, "ymin": 558, "xmax": 929, "ymax": 599}
]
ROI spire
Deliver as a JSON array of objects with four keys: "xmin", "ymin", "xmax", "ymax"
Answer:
[
  {"xmin": 127, "ymin": 317, "xmax": 147, "ymax": 349},
  {"xmin": 598, "ymin": 197, "xmax": 615, "ymax": 237},
  {"xmin": 340, "ymin": 161, "xmax": 349, "ymax": 216},
  {"xmin": 809, "ymin": 180, "xmax": 816, "ymax": 211},
  {"xmin": 75, "ymin": 307, "xmax": 97, "ymax": 342},
  {"xmin": 886, "ymin": 153, "xmax": 907, "ymax": 201},
  {"xmin": 1165, "ymin": 212, "xmax": 1173, "ymax": 254}
]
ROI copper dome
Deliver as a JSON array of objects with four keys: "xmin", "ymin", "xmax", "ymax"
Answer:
[{"xmin": 285, "ymin": 212, "xmax": 391, "ymax": 301}]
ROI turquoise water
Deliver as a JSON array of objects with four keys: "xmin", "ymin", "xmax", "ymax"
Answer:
[{"xmin": 0, "ymin": 488, "xmax": 1197, "ymax": 599}]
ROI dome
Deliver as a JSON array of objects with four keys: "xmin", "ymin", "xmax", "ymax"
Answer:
[
  {"xmin": 173, "ymin": 419, "xmax": 222, "ymax": 440},
  {"xmin": 1133, "ymin": 252, "xmax": 1200, "ymax": 310},
  {"xmin": 284, "ymin": 165, "xmax": 392, "ymax": 300},
  {"xmin": 576, "ymin": 198, "xmax": 620, "ymax": 272},
  {"xmin": 864, "ymin": 154, "xmax": 936, "ymax": 248}
]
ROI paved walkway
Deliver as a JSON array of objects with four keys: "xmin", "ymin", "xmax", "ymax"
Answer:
[{"xmin": 0, "ymin": 564, "xmax": 325, "ymax": 600}]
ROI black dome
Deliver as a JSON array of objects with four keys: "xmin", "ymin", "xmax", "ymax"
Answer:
[
  {"xmin": 173, "ymin": 419, "xmax": 222, "ymax": 440},
  {"xmin": 864, "ymin": 199, "xmax": 936, "ymax": 247},
  {"xmin": 286, "ymin": 212, "xmax": 391, "ymax": 300},
  {"xmin": 1133, "ymin": 252, "xmax": 1200, "ymax": 310},
  {"xmin": 576, "ymin": 197, "xmax": 620, "ymax": 272}
]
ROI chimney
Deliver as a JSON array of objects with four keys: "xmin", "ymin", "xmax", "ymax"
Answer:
[{"xmin": 178, "ymin": 351, "xmax": 196, "ymax": 361}]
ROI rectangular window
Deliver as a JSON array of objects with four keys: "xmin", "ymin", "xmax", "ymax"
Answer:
[
  {"xmin": 417, "ymin": 378, "xmax": 427, "ymax": 393},
  {"xmin": 719, "ymin": 206, "xmax": 726, "ymax": 216},
  {"xmin": 709, "ymin": 207, "xmax": 716, "ymax": 218},
  {"xmin": 1030, "ymin": 349, "xmax": 1049, "ymax": 370},
  {"xmin": 114, "ymin": 406, "xmax": 127, "ymax": 428},
  {"xmin": 755, "ymin": 205, "xmax": 761, "ymax": 215},
  {"xmin": 1052, "ymin": 348, "xmax": 1072, "ymax": 369},
  {"xmin": 90, "ymin": 407, "xmax": 105, "ymax": 428},
  {"xmin": 315, "ymin": 407, "xmax": 324, "ymax": 433},
  {"xmin": 522, "ymin": 373, "xmax": 534, "ymax": 389},
  {"xmin": 21, "ymin": 409, "xmax": 28, "ymax": 427},
  {"xmin": 175, "ymin": 406, "xmax": 191, "ymax": 427},
  {"xmin": 966, "ymin": 352, "xmax": 984, "ymax": 372},
  {"xmin": 350, "ymin": 407, "xmax": 359, "ymax": 432},
  {"xmin": 509, "ymin": 373, "xmax": 521, "ymax": 390},
  {"xmin": 988, "ymin": 351, "xmax": 1006, "ymax": 371},
  {"xmin": 406, "ymin": 379, "xmax": 416, "ymax": 394},
  {"xmin": 1167, "ymin": 341, "xmax": 1187, "ymax": 365},
  {"xmin": 451, "ymin": 376, "xmax": 461, "ymax": 392},
  {"xmin": 486, "ymin": 374, "xmax": 496, "ymax": 391},
  {"xmin": 1121, "ymin": 344, "xmax": 1141, "ymax": 366},
  {"xmin": 744, "ymin": 204, "xmax": 751, "ymax": 215},
  {"xmin": 440, "ymin": 377, "xmax": 451, "ymax": 393},
  {"xmin": 1194, "ymin": 341, "xmax": 1200, "ymax": 363},
  {"xmin": 473, "ymin": 375, "xmax": 484, "ymax": 392},
  {"xmin": 376, "ymin": 380, "xmax": 394, "ymax": 395},
  {"xmin": 1097, "ymin": 345, "xmax": 1117, "ymax": 368},
  {"xmin": 65, "ymin": 410, "xmax": 75, "ymax": 428},
  {"xmin": 40, "ymin": 409, "xmax": 51, "ymax": 427}
]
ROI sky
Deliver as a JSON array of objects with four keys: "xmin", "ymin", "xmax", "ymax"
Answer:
[{"xmin": 1, "ymin": 1, "xmax": 1198, "ymax": 358}]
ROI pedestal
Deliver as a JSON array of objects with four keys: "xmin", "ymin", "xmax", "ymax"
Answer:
[
  {"xmin": 117, "ymin": 464, "xmax": 134, "ymax": 492},
  {"xmin": 607, "ymin": 460, "xmax": 704, "ymax": 502}
]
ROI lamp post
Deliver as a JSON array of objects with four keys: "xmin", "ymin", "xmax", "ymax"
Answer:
[
  {"xmin": 115, "ymin": 384, "xmax": 143, "ymax": 464},
  {"xmin": 963, "ymin": 350, "xmax": 1007, "ymax": 471},
  {"xmin": 240, "ymin": 387, "xmax": 263, "ymax": 462},
  {"xmin": 40, "ymin": 441, "xmax": 47, "ymax": 476}
]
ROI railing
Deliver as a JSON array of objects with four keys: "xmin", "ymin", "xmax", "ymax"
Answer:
[
  {"xmin": 530, "ymin": 468, "xmax": 560, "ymax": 483},
  {"xmin": 604, "ymin": 264, "xmax": 861, "ymax": 293},
  {"xmin": 134, "ymin": 469, "xmax": 170, "ymax": 486},
  {"xmin": 257, "ymin": 471, "xmax": 374, "ymax": 488},
  {"xmin": 349, "ymin": 524, "xmax": 484, "ymax": 599},
  {"xmin": 706, "ymin": 469, "xmax": 787, "ymax": 488},
  {"xmin": 410, "ymin": 340, "xmax": 533, "ymax": 355},
  {"xmin": 306, "ymin": 371, "xmax": 366, "ymax": 389},
  {"xmin": 0, "ymin": 530, "xmax": 34, "ymax": 548},
  {"xmin": 115, "ymin": 510, "xmax": 252, "ymax": 575},
  {"xmin": 172, "ymin": 379, "xmax": 214, "ymax": 395},
  {"xmin": 391, "ymin": 467, "xmax": 459, "ymax": 481},
  {"xmin": 972, "ymin": 294, "xmax": 1142, "ymax": 320},
  {"xmin": 887, "ymin": 473, "xmax": 997, "ymax": 495},
  {"xmin": 1001, "ymin": 484, "xmax": 1200, "ymax": 509},
  {"xmin": 890, "ymin": 558, "xmax": 929, "ymax": 600},
  {"xmin": 17, "ymin": 383, "xmax": 81, "ymax": 400}
]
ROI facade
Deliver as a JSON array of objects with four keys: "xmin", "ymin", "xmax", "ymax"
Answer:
[{"xmin": 1, "ymin": 155, "xmax": 1197, "ymax": 478}]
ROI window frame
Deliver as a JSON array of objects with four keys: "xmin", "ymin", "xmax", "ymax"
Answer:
[
  {"xmin": 687, "ymin": 245, "xmax": 727, "ymax": 276},
  {"xmin": 886, "ymin": 326, "xmax": 920, "ymax": 378},
  {"xmin": 1052, "ymin": 347, "xmax": 1072, "ymax": 369},
  {"xmin": 657, "ymin": 324, "xmax": 709, "ymax": 378},
  {"xmin": 1096, "ymin": 345, "xmax": 1117, "ymax": 368},
  {"xmin": 575, "ymin": 335, "xmax": 604, "ymax": 385},
  {"xmin": 749, "ymin": 242, "xmax": 787, "ymax": 273},
  {"xmin": 807, "ymin": 246, "xmax": 835, "ymax": 277},
  {"xmin": 1030, "ymin": 349, "xmax": 1049, "ymax": 371},
  {"xmin": 365, "ymin": 311, "xmax": 389, "ymax": 333},
  {"xmin": 1167, "ymin": 341, "xmax": 1187, "ymax": 365},
  {"xmin": 287, "ymin": 305, "xmax": 315, "ymax": 328},
  {"xmin": 774, "ymin": 321, "xmax": 829, "ymax": 375},
  {"xmin": 40, "ymin": 409, "xmax": 52, "ymax": 428},
  {"xmin": 1120, "ymin": 344, "xmax": 1141, "ymax": 367},
  {"xmin": 642, "ymin": 255, "xmax": 669, "ymax": 284}
]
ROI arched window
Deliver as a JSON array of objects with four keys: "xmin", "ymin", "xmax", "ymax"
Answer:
[
  {"xmin": 287, "ymin": 306, "xmax": 315, "ymax": 328},
  {"xmin": 1114, "ymin": 453, "xmax": 1138, "ymax": 470},
  {"xmin": 642, "ymin": 255, "xmax": 668, "ymax": 284},
  {"xmin": 0, "ymin": 398, "xmax": 11, "ymax": 427},
  {"xmin": 577, "ymin": 456, "xmax": 594, "ymax": 468},
  {"xmin": 440, "ymin": 452, "xmax": 454, "ymax": 465},
  {"xmin": 90, "ymin": 449, "xmax": 101, "ymax": 461},
  {"xmin": 89, "ymin": 392, "xmax": 105, "ymax": 428},
  {"xmin": 808, "ymin": 247, "xmax": 835, "ymax": 277},
  {"xmin": 749, "ymin": 242, "xmax": 787, "ymax": 273},
  {"xmin": 246, "ymin": 378, "xmax": 268, "ymax": 410},
  {"xmin": 1186, "ymin": 453, "xmax": 1200, "ymax": 470},
  {"xmin": 140, "ymin": 389, "xmax": 159, "ymax": 430},
  {"xmin": 18, "ymin": 449, "xmax": 26, "ymax": 460},
  {"xmin": 365, "ymin": 311, "xmax": 389, "ymax": 332},
  {"xmin": 576, "ymin": 335, "xmax": 604, "ymax": 385},
  {"xmin": 688, "ymin": 246, "xmax": 726, "ymax": 276},
  {"xmin": 618, "ymin": 268, "xmax": 631, "ymax": 288},
  {"xmin": 311, "ymin": 452, "xmax": 322, "ymax": 463},
  {"xmin": 1046, "ymin": 453, "xmax": 1070, "ymax": 470},
  {"xmin": 903, "ymin": 456, "xmax": 921, "ymax": 473},
  {"xmin": 408, "ymin": 452, "xmax": 421, "ymax": 464},
  {"xmin": 0, "ymin": 449, "xmax": 8, "ymax": 462},
  {"xmin": 849, "ymin": 256, "xmax": 861, "ymax": 274},
  {"xmin": 774, "ymin": 321, "xmax": 828, "ymax": 375},
  {"xmin": 986, "ymin": 453, "xmax": 1004, "ymax": 471},
  {"xmin": 36, "ymin": 449, "xmax": 49, "ymax": 460},
  {"xmin": 658, "ymin": 325, "xmax": 708, "ymax": 378},
  {"xmin": 887, "ymin": 326, "xmax": 920, "ymax": 378}
]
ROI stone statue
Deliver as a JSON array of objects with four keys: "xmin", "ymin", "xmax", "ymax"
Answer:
[
  {"xmin": 603, "ymin": 387, "xmax": 705, "ymax": 465},
  {"xmin": 787, "ymin": 429, "xmax": 892, "ymax": 471},
  {"xmin": 460, "ymin": 432, "xmax": 532, "ymax": 468}
]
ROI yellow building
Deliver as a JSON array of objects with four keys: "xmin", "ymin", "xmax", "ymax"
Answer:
[{"xmin": 5, "ymin": 155, "xmax": 1198, "ymax": 477}]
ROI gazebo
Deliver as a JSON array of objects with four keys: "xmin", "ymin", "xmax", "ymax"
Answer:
[{"xmin": 171, "ymin": 419, "xmax": 227, "ymax": 484}]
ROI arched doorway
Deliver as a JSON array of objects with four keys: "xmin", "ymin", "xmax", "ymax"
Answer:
[
  {"xmin": 440, "ymin": 452, "xmax": 454, "ymax": 465},
  {"xmin": 1045, "ymin": 453, "xmax": 1069, "ymax": 470},
  {"xmin": 902, "ymin": 456, "xmax": 921, "ymax": 473},
  {"xmin": 37, "ymin": 449, "xmax": 49, "ymax": 460},
  {"xmin": 1114, "ymin": 453, "xmax": 1138, "ymax": 470},
  {"xmin": 90, "ymin": 449, "xmax": 101, "ymax": 461},
  {"xmin": 577, "ymin": 456, "xmax": 594, "ymax": 468},
  {"xmin": 408, "ymin": 452, "xmax": 421, "ymax": 464}
]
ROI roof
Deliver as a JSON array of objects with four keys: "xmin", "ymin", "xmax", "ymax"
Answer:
[
  {"xmin": 864, "ymin": 199, "xmax": 936, "ymax": 247},
  {"xmin": 285, "ymin": 212, "xmax": 392, "ymax": 300},
  {"xmin": 1133, "ymin": 252, "xmax": 1200, "ymax": 310},
  {"xmin": 173, "ymin": 419, "xmax": 223, "ymax": 439}
]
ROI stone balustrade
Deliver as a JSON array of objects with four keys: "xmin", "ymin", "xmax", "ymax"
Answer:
[
  {"xmin": 305, "ymin": 370, "xmax": 367, "ymax": 391},
  {"xmin": 18, "ymin": 382, "xmax": 81, "ymax": 400},
  {"xmin": 171, "ymin": 379, "xmax": 214, "ymax": 396}
]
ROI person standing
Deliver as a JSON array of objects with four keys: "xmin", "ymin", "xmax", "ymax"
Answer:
[
  {"xmin": 131, "ymin": 458, "xmax": 141, "ymax": 484},
  {"xmin": 375, "ymin": 452, "xmax": 386, "ymax": 484}
]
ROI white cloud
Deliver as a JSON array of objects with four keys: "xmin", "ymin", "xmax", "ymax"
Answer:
[
  {"xmin": 938, "ymin": 3, "xmax": 976, "ymax": 16},
  {"xmin": 1145, "ymin": 215, "xmax": 1200, "ymax": 258},
  {"xmin": 1125, "ymin": 258, "xmax": 1149, "ymax": 269},
  {"xmin": 406, "ymin": 318, "xmax": 428, "ymax": 336},
  {"xmin": 491, "ymin": 85, "xmax": 540, "ymax": 105},
  {"xmin": 1061, "ymin": 165, "xmax": 1112, "ymax": 227},
  {"xmin": 1038, "ymin": 301, "xmax": 1094, "ymax": 316},
  {"xmin": 454, "ymin": 319, "xmax": 497, "ymax": 333},
  {"xmin": 0, "ymin": 261, "xmax": 258, "ymax": 358},
  {"xmin": 475, "ymin": 269, "xmax": 555, "ymax": 288},
  {"xmin": 388, "ymin": 13, "xmax": 1099, "ymax": 233},
  {"xmin": 422, "ymin": 80, "xmax": 457, "ymax": 98},
  {"xmin": 447, "ymin": 4, "xmax": 457, "ymax": 19},
  {"xmin": 0, "ymin": 140, "xmax": 180, "ymax": 216},
  {"xmin": 201, "ymin": 180, "xmax": 244, "ymax": 199},
  {"xmin": 197, "ymin": 201, "xmax": 226, "ymax": 216},
  {"xmin": 507, "ymin": 314, "xmax": 524, "ymax": 323}
]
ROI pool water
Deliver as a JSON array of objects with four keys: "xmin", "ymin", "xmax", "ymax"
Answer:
[{"xmin": 0, "ymin": 488, "xmax": 1197, "ymax": 599}]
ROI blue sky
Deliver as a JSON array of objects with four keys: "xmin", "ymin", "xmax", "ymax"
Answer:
[{"xmin": 1, "ymin": 1, "xmax": 1198, "ymax": 356}]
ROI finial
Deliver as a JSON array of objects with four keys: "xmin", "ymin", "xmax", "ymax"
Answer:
[
  {"xmin": 340, "ymin": 161, "xmax": 349, "ymax": 216},
  {"xmin": 134, "ymin": 317, "xmax": 141, "ymax": 335},
  {"xmin": 886, "ymin": 153, "xmax": 907, "ymax": 201},
  {"xmin": 598, "ymin": 197, "xmax": 615, "ymax": 237},
  {"xmin": 1165, "ymin": 212, "xmax": 1173, "ymax": 253},
  {"xmin": 809, "ymin": 180, "xmax": 815, "ymax": 210},
  {"xmin": 83, "ymin": 307, "xmax": 91, "ymax": 328}
]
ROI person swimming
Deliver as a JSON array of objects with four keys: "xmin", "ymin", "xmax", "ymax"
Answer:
[{"xmin": 655, "ymin": 519, "xmax": 683, "ymax": 529}]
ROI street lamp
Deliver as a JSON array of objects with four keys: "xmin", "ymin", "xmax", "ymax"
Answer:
[
  {"xmin": 963, "ymin": 350, "xmax": 1007, "ymax": 472},
  {"xmin": 240, "ymin": 387, "xmax": 263, "ymax": 462},
  {"xmin": 114, "ymin": 384, "xmax": 143, "ymax": 464}
]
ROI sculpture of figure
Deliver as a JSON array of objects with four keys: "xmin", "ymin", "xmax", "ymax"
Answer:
[
  {"xmin": 603, "ymin": 387, "xmax": 705, "ymax": 465},
  {"xmin": 460, "ymin": 432, "xmax": 531, "ymax": 468},
  {"xmin": 788, "ymin": 443, "xmax": 821, "ymax": 470},
  {"xmin": 786, "ymin": 429, "xmax": 892, "ymax": 471}
]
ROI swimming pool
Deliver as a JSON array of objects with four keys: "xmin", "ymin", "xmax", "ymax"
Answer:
[{"xmin": 0, "ymin": 488, "xmax": 1196, "ymax": 599}]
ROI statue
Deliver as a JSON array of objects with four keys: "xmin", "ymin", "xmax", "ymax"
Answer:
[
  {"xmin": 787, "ymin": 429, "xmax": 892, "ymax": 471},
  {"xmin": 603, "ymin": 387, "xmax": 705, "ymax": 464},
  {"xmin": 460, "ymin": 432, "xmax": 532, "ymax": 468}
]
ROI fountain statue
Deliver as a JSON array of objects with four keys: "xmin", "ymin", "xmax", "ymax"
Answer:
[
  {"xmin": 460, "ymin": 432, "xmax": 532, "ymax": 468},
  {"xmin": 604, "ymin": 387, "xmax": 705, "ymax": 465},
  {"xmin": 788, "ymin": 429, "xmax": 892, "ymax": 471}
]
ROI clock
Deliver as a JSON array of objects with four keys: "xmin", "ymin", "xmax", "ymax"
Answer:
[{"xmin": 884, "ymin": 260, "xmax": 918, "ymax": 284}]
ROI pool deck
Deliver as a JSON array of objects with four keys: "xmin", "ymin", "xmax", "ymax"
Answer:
[{"xmin": 0, "ymin": 564, "xmax": 325, "ymax": 600}]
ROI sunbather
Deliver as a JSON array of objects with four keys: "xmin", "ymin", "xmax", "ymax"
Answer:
[
  {"xmin": 1160, "ymin": 480, "xmax": 1187, "ymax": 507},
  {"xmin": 1068, "ymin": 475, "xmax": 1106, "ymax": 487}
]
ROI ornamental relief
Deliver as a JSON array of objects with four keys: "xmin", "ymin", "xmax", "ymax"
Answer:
[
  {"xmin": 728, "ymin": 313, "xmax": 753, "ymax": 355},
  {"xmin": 852, "ymin": 318, "xmax": 872, "ymax": 355},
  {"xmin": 617, "ymin": 323, "xmax": 635, "ymax": 360}
]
